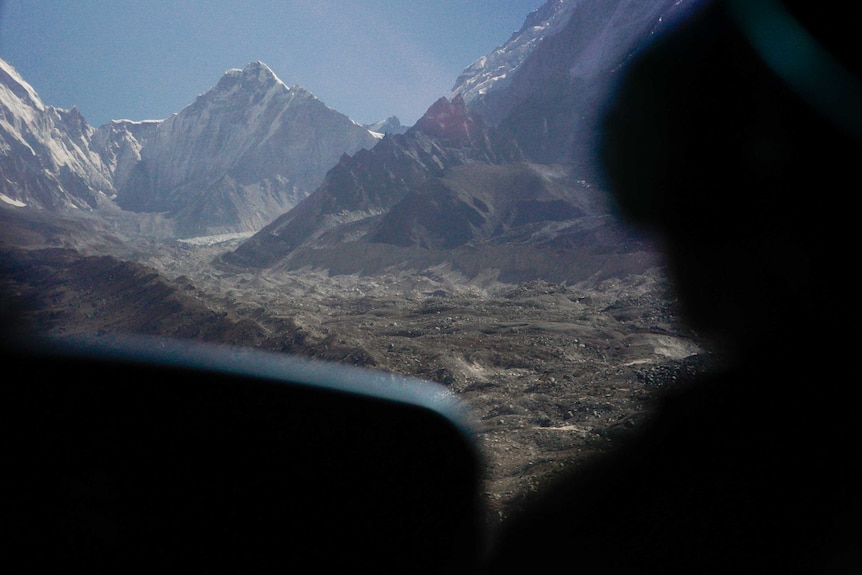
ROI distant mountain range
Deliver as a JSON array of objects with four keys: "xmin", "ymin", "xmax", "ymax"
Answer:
[
  {"xmin": 111, "ymin": 62, "xmax": 380, "ymax": 237},
  {"xmin": 1, "ymin": 59, "xmax": 380, "ymax": 237},
  {"xmin": 2, "ymin": 0, "xmax": 701, "ymax": 283},
  {"xmin": 1, "ymin": 59, "xmax": 114, "ymax": 211}
]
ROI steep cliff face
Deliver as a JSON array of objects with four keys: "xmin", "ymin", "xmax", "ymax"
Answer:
[
  {"xmin": 452, "ymin": 0, "xmax": 699, "ymax": 169},
  {"xmin": 0, "ymin": 59, "xmax": 114, "ymax": 210},
  {"xmin": 451, "ymin": 0, "xmax": 579, "ymax": 120},
  {"xmin": 114, "ymin": 62, "xmax": 380, "ymax": 237},
  {"xmin": 91, "ymin": 119, "xmax": 160, "ymax": 192}
]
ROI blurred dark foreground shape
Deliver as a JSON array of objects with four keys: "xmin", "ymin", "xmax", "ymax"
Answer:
[
  {"xmin": 487, "ymin": 0, "xmax": 861, "ymax": 573},
  {"xmin": 1, "ymin": 334, "xmax": 484, "ymax": 573}
]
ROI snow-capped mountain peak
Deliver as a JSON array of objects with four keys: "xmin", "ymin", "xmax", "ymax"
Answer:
[
  {"xmin": 227, "ymin": 60, "xmax": 278, "ymax": 79},
  {"xmin": 1, "ymin": 56, "xmax": 381, "ymax": 236},
  {"xmin": 0, "ymin": 58, "xmax": 113, "ymax": 209},
  {"xmin": 213, "ymin": 61, "xmax": 290, "ymax": 99},
  {"xmin": 114, "ymin": 61, "xmax": 379, "ymax": 236}
]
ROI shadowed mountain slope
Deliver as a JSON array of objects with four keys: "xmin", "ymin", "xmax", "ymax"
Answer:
[
  {"xmin": 222, "ymin": 1, "xmax": 696, "ymax": 280},
  {"xmin": 222, "ymin": 96, "xmax": 523, "ymax": 269},
  {"xmin": 454, "ymin": 0, "xmax": 698, "ymax": 170},
  {"xmin": 222, "ymin": 150, "xmax": 656, "ymax": 285}
]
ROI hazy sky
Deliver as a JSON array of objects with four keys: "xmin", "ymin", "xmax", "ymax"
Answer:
[{"xmin": 0, "ymin": 0, "xmax": 544, "ymax": 128}]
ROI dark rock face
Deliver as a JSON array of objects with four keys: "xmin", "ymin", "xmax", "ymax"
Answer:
[
  {"xmin": 369, "ymin": 163, "xmax": 586, "ymax": 251},
  {"xmin": 370, "ymin": 179, "xmax": 488, "ymax": 250},
  {"xmin": 0, "ymin": 246, "xmax": 307, "ymax": 351},
  {"xmin": 412, "ymin": 95, "xmax": 485, "ymax": 147},
  {"xmin": 224, "ymin": 150, "xmax": 656, "ymax": 285},
  {"xmin": 222, "ymin": 97, "xmax": 524, "ymax": 269}
]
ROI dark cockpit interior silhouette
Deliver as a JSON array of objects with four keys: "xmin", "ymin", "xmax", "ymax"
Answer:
[{"xmin": 487, "ymin": 0, "xmax": 862, "ymax": 572}]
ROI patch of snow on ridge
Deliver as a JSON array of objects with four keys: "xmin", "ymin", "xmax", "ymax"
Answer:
[
  {"xmin": 0, "ymin": 58, "xmax": 44, "ymax": 113},
  {"xmin": 451, "ymin": 0, "xmax": 578, "ymax": 105},
  {"xmin": 177, "ymin": 231, "xmax": 255, "ymax": 246},
  {"xmin": 109, "ymin": 118, "xmax": 162, "ymax": 126},
  {"xmin": 1, "ymin": 192, "xmax": 27, "ymax": 207}
]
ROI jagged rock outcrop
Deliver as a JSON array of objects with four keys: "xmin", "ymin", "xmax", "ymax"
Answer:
[
  {"xmin": 220, "ymin": 92, "xmax": 655, "ymax": 285},
  {"xmin": 114, "ymin": 62, "xmax": 380, "ymax": 237},
  {"xmin": 222, "ymin": 95, "xmax": 522, "ymax": 269},
  {"xmin": 368, "ymin": 162, "xmax": 591, "ymax": 250},
  {"xmin": 0, "ymin": 58, "xmax": 114, "ymax": 210}
]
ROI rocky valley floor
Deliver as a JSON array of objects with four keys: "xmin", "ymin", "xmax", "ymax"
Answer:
[{"xmin": 1, "ymin": 213, "xmax": 714, "ymax": 523}]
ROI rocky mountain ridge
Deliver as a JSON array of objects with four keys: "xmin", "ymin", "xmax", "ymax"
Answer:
[
  {"xmin": 454, "ymin": 0, "xmax": 699, "ymax": 168},
  {"xmin": 1, "ymin": 59, "xmax": 381, "ymax": 237},
  {"xmin": 2, "ymin": 0, "xmax": 700, "ymax": 245},
  {"xmin": 113, "ymin": 62, "xmax": 380, "ymax": 237},
  {"xmin": 221, "ymin": 0, "xmax": 701, "ymax": 281},
  {"xmin": 2, "ymin": 0, "xmax": 701, "ymax": 275},
  {"xmin": 222, "ymin": 92, "xmax": 657, "ymax": 286},
  {"xmin": 91, "ymin": 119, "xmax": 161, "ymax": 193},
  {"xmin": 0, "ymin": 59, "xmax": 114, "ymax": 210},
  {"xmin": 222, "ymin": 95, "xmax": 524, "ymax": 269},
  {"xmin": 451, "ymin": 0, "xmax": 579, "ymax": 112}
]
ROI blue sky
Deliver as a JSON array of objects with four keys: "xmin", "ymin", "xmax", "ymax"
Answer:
[{"xmin": 0, "ymin": 0, "xmax": 543, "ymax": 128}]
